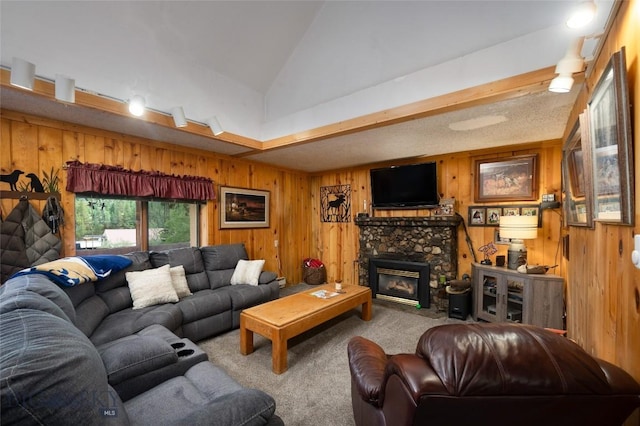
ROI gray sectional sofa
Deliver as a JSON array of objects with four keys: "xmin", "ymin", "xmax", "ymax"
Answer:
[{"xmin": 0, "ymin": 243, "xmax": 284, "ymax": 425}]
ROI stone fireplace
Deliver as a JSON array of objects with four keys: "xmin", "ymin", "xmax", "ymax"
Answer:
[{"xmin": 355, "ymin": 215, "xmax": 461, "ymax": 309}]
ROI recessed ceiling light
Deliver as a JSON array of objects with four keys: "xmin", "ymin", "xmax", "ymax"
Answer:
[
  {"xmin": 449, "ymin": 115, "xmax": 507, "ymax": 131},
  {"xmin": 566, "ymin": 1, "xmax": 596, "ymax": 29}
]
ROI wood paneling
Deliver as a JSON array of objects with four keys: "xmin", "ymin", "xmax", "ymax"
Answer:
[
  {"xmin": 0, "ymin": 110, "xmax": 311, "ymax": 286},
  {"xmin": 563, "ymin": 0, "xmax": 640, "ymax": 395},
  {"xmin": 310, "ymin": 141, "xmax": 565, "ymax": 286}
]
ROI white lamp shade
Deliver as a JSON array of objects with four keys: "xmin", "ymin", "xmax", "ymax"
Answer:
[
  {"xmin": 55, "ymin": 75, "xmax": 75, "ymax": 103},
  {"xmin": 207, "ymin": 116, "xmax": 224, "ymax": 136},
  {"xmin": 171, "ymin": 106, "xmax": 188, "ymax": 127},
  {"xmin": 10, "ymin": 57, "xmax": 35, "ymax": 90},
  {"xmin": 128, "ymin": 95, "xmax": 146, "ymax": 116},
  {"xmin": 549, "ymin": 74, "xmax": 574, "ymax": 93},
  {"xmin": 499, "ymin": 215, "xmax": 538, "ymax": 240}
]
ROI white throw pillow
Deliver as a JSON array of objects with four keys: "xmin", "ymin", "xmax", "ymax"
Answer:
[
  {"xmin": 230, "ymin": 259, "xmax": 265, "ymax": 286},
  {"xmin": 126, "ymin": 264, "xmax": 179, "ymax": 309},
  {"xmin": 169, "ymin": 265, "xmax": 193, "ymax": 298}
]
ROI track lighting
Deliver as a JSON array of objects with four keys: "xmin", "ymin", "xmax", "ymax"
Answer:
[
  {"xmin": 549, "ymin": 74, "xmax": 575, "ymax": 93},
  {"xmin": 548, "ymin": 37, "xmax": 585, "ymax": 93},
  {"xmin": 171, "ymin": 106, "xmax": 188, "ymax": 127},
  {"xmin": 55, "ymin": 74, "xmax": 75, "ymax": 103},
  {"xmin": 128, "ymin": 95, "xmax": 146, "ymax": 116},
  {"xmin": 10, "ymin": 57, "xmax": 35, "ymax": 90},
  {"xmin": 207, "ymin": 116, "xmax": 224, "ymax": 136},
  {"xmin": 566, "ymin": 1, "xmax": 597, "ymax": 29}
]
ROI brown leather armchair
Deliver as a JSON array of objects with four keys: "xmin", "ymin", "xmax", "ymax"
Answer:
[{"xmin": 348, "ymin": 323, "xmax": 640, "ymax": 426}]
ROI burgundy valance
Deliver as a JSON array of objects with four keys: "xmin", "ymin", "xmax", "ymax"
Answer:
[{"xmin": 65, "ymin": 161, "xmax": 216, "ymax": 201}]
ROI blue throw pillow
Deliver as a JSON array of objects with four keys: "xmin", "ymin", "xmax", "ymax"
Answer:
[{"xmin": 10, "ymin": 255, "xmax": 133, "ymax": 287}]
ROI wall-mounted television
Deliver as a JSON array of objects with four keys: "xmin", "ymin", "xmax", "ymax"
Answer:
[{"xmin": 370, "ymin": 162, "xmax": 439, "ymax": 209}]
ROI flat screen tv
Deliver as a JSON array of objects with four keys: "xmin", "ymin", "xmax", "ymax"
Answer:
[{"xmin": 370, "ymin": 162, "xmax": 439, "ymax": 209}]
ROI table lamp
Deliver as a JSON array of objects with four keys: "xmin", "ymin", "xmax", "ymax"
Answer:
[{"xmin": 499, "ymin": 215, "xmax": 538, "ymax": 270}]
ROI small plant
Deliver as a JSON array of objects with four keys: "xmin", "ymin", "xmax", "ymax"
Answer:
[
  {"xmin": 42, "ymin": 167, "xmax": 61, "ymax": 193},
  {"xmin": 16, "ymin": 180, "xmax": 30, "ymax": 192}
]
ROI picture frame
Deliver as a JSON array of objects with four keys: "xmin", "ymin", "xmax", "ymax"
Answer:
[
  {"xmin": 219, "ymin": 186, "xmax": 270, "ymax": 229},
  {"xmin": 474, "ymin": 154, "xmax": 538, "ymax": 202},
  {"xmin": 468, "ymin": 207, "xmax": 485, "ymax": 226},
  {"xmin": 502, "ymin": 207, "xmax": 520, "ymax": 216},
  {"xmin": 486, "ymin": 207, "xmax": 501, "ymax": 225},
  {"xmin": 587, "ymin": 47, "xmax": 634, "ymax": 224},
  {"xmin": 562, "ymin": 113, "xmax": 594, "ymax": 228},
  {"xmin": 468, "ymin": 204, "xmax": 541, "ymax": 228},
  {"xmin": 494, "ymin": 229, "xmax": 513, "ymax": 245}
]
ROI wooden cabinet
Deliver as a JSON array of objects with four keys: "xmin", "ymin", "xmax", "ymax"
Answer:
[{"xmin": 472, "ymin": 263, "xmax": 564, "ymax": 329}]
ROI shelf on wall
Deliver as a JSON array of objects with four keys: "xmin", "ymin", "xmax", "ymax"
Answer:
[{"xmin": 0, "ymin": 191, "xmax": 61, "ymax": 201}]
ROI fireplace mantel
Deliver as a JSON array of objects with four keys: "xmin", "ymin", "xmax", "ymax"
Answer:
[
  {"xmin": 355, "ymin": 216, "xmax": 462, "ymax": 228},
  {"xmin": 355, "ymin": 215, "xmax": 461, "ymax": 308}
]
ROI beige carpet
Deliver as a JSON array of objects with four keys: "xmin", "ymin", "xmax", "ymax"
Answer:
[{"xmin": 198, "ymin": 284, "xmax": 467, "ymax": 425}]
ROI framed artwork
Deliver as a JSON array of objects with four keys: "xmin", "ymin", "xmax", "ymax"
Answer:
[
  {"xmin": 502, "ymin": 207, "xmax": 519, "ymax": 216},
  {"xmin": 587, "ymin": 47, "xmax": 634, "ymax": 224},
  {"xmin": 219, "ymin": 186, "xmax": 270, "ymax": 229},
  {"xmin": 474, "ymin": 154, "xmax": 538, "ymax": 202},
  {"xmin": 469, "ymin": 207, "xmax": 485, "ymax": 226},
  {"xmin": 494, "ymin": 229, "xmax": 513, "ymax": 245},
  {"xmin": 562, "ymin": 113, "xmax": 594, "ymax": 228},
  {"xmin": 320, "ymin": 184, "xmax": 351, "ymax": 222},
  {"xmin": 468, "ymin": 205, "xmax": 541, "ymax": 227},
  {"xmin": 486, "ymin": 207, "xmax": 501, "ymax": 225}
]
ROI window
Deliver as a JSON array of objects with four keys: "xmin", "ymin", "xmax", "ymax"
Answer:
[{"xmin": 75, "ymin": 196, "xmax": 200, "ymax": 255}]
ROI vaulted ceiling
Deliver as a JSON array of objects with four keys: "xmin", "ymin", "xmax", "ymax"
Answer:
[{"xmin": 0, "ymin": 1, "xmax": 615, "ymax": 172}]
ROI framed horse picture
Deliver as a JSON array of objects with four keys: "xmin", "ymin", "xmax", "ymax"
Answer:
[{"xmin": 219, "ymin": 186, "xmax": 270, "ymax": 229}]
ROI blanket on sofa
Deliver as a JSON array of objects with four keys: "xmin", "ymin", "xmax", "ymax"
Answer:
[{"xmin": 10, "ymin": 255, "xmax": 132, "ymax": 287}]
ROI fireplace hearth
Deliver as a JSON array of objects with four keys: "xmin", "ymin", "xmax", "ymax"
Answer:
[{"xmin": 369, "ymin": 258, "xmax": 430, "ymax": 308}]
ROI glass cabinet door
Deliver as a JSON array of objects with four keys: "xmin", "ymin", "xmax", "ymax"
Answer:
[
  {"xmin": 505, "ymin": 278, "xmax": 524, "ymax": 323},
  {"xmin": 479, "ymin": 272, "xmax": 499, "ymax": 322}
]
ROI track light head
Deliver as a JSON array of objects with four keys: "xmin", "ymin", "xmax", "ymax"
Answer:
[
  {"xmin": 10, "ymin": 57, "xmax": 35, "ymax": 90},
  {"xmin": 207, "ymin": 116, "xmax": 224, "ymax": 136},
  {"xmin": 171, "ymin": 106, "xmax": 188, "ymax": 127},
  {"xmin": 55, "ymin": 75, "xmax": 75, "ymax": 103},
  {"xmin": 549, "ymin": 74, "xmax": 574, "ymax": 93}
]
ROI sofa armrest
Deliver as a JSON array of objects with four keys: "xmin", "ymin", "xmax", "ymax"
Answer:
[
  {"xmin": 347, "ymin": 336, "xmax": 388, "ymax": 407},
  {"xmin": 98, "ymin": 335, "xmax": 178, "ymax": 385}
]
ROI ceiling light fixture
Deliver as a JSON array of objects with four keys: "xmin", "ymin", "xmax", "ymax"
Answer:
[
  {"xmin": 10, "ymin": 57, "xmax": 36, "ymax": 90},
  {"xmin": 207, "ymin": 116, "xmax": 224, "ymax": 136},
  {"xmin": 171, "ymin": 106, "xmax": 188, "ymax": 127},
  {"xmin": 128, "ymin": 95, "xmax": 146, "ymax": 117},
  {"xmin": 566, "ymin": 1, "xmax": 597, "ymax": 29},
  {"xmin": 55, "ymin": 74, "xmax": 75, "ymax": 103},
  {"xmin": 549, "ymin": 37, "xmax": 585, "ymax": 93},
  {"xmin": 549, "ymin": 74, "xmax": 575, "ymax": 93}
]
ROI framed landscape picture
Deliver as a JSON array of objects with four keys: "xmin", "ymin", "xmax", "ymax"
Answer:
[
  {"xmin": 474, "ymin": 154, "xmax": 538, "ymax": 202},
  {"xmin": 219, "ymin": 186, "xmax": 270, "ymax": 229},
  {"xmin": 562, "ymin": 113, "xmax": 593, "ymax": 228},
  {"xmin": 587, "ymin": 47, "xmax": 634, "ymax": 224}
]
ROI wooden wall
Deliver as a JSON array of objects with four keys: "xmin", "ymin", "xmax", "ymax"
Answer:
[
  {"xmin": 562, "ymin": 0, "xmax": 640, "ymax": 386},
  {"xmin": 0, "ymin": 111, "xmax": 312, "ymax": 285},
  {"xmin": 309, "ymin": 140, "xmax": 565, "ymax": 286}
]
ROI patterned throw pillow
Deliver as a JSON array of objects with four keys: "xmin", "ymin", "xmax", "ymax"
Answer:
[
  {"xmin": 126, "ymin": 264, "xmax": 178, "ymax": 309},
  {"xmin": 230, "ymin": 259, "xmax": 265, "ymax": 286}
]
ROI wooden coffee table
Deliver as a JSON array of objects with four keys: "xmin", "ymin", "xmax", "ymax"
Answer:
[{"xmin": 240, "ymin": 284, "xmax": 372, "ymax": 374}]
